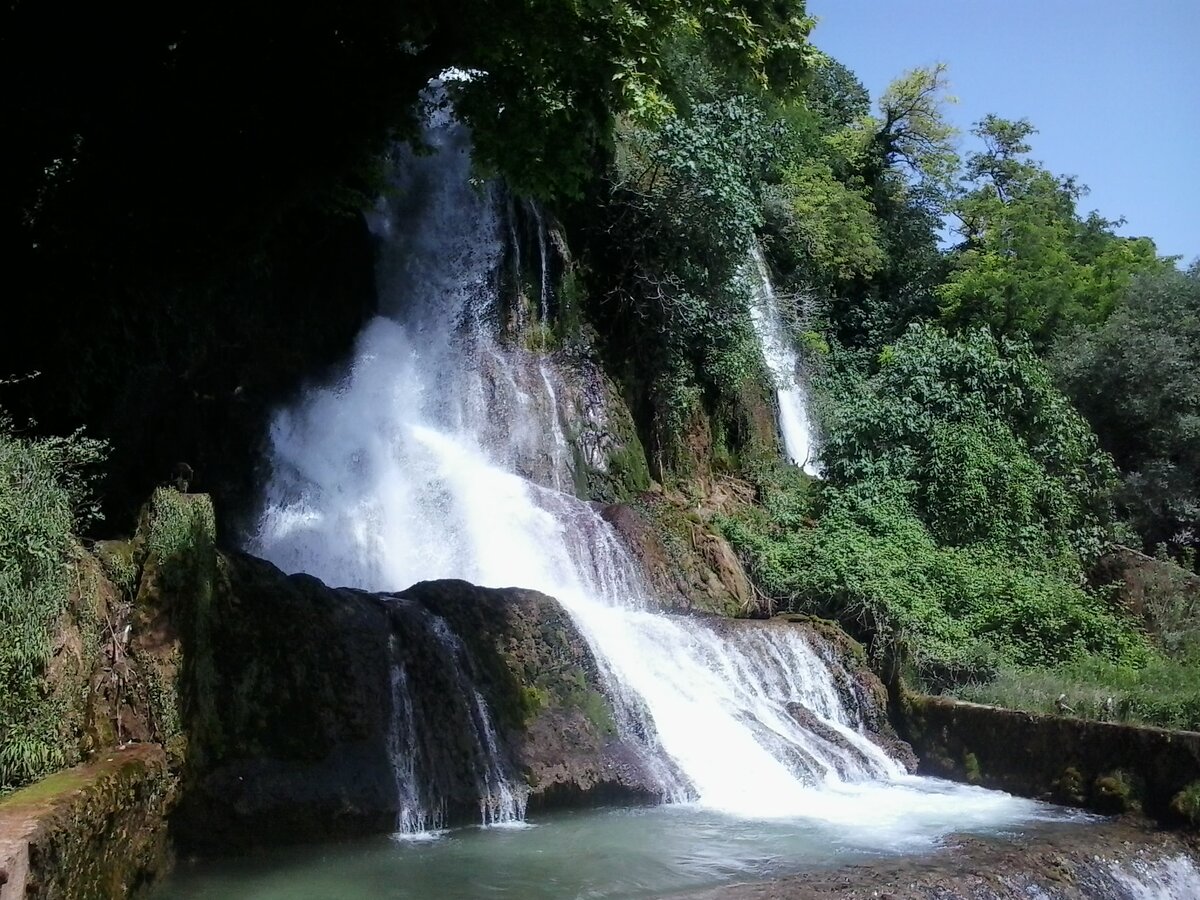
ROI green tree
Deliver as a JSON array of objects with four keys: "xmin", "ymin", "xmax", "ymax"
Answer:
[
  {"xmin": 939, "ymin": 116, "xmax": 1164, "ymax": 347},
  {"xmin": 817, "ymin": 324, "xmax": 1116, "ymax": 566},
  {"xmin": 1052, "ymin": 264, "xmax": 1200, "ymax": 557},
  {"xmin": 803, "ymin": 65, "xmax": 957, "ymax": 350}
]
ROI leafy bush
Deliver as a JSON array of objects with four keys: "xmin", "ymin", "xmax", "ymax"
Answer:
[
  {"xmin": 0, "ymin": 410, "xmax": 106, "ymax": 790},
  {"xmin": 817, "ymin": 324, "xmax": 1116, "ymax": 566},
  {"xmin": 723, "ymin": 479, "xmax": 1145, "ymax": 676}
]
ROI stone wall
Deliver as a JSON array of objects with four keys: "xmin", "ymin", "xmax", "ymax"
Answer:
[
  {"xmin": 904, "ymin": 695, "xmax": 1200, "ymax": 823},
  {"xmin": 0, "ymin": 745, "xmax": 175, "ymax": 900}
]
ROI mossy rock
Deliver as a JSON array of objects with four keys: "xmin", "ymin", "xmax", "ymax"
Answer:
[
  {"xmin": 1093, "ymin": 769, "xmax": 1143, "ymax": 814},
  {"xmin": 1170, "ymin": 780, "xmax": 1200, "ymax": 828}
]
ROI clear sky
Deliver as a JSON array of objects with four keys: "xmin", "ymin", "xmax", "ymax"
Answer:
[{"xmin": 807, "ymin": 0, "xmax": 1199, "ymax": 262}]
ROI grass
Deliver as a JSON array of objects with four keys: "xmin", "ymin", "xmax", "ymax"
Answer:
[{"xmin": 951, "ymin": 653, "xmax": 1200, "ymax": 732}]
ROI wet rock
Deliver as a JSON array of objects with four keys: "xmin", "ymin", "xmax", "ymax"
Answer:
[
  {"xmin": 670, "ymin": 821, "xmax": 1200, "ymax": 899},
  {"xmin": 162, "ymin": 554, "xmax": 665, "ymax": 850},
  {"xmin": 601, "ymin": 493, "xmax": 758, "ymax": 616}
]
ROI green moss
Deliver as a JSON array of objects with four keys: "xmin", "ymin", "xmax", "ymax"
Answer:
[
  {"xmin": 962, "ymin": 751, "xmax": 982, "ymax": 784},
  {"xmin": 577, "ymin": 689, "xmax": 617, "ymax": 736},
  {"xmin": 1170, "ymin": 780, "xmax": 1200, "ymax": 827},
  {"xmin": 556, "ymin": 269, "xmax": 587, "ymax": 345},
  {"xmin": 1093, "ymin": 770, "xmax": 1141, "ymax": 814},
  {"xmin": 1055, "ymin": 766, "xmax": 1086, "ymax": 806},
  {"xmin": 519, "ymin": 685, "xmax": 551, "ymax": 722},
  {"xmin": 605, "ymin": 444, "xmax": 651, "ymax": 497},
  {"xmin": 0, "ymin": 767, "xmax": 90, "ymax": 810}
]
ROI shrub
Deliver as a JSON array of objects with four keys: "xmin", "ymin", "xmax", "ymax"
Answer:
[
  {"xmin": 0, "ymin": 409, "xmax": 106, "ymax": 790},
  {"xmin": 722, "ymin": 480, "xmax": 1145, "ymax": 677},
  {"xmin": 953, "ymin": 654, "xmax": 1200, "ymax": 732}
]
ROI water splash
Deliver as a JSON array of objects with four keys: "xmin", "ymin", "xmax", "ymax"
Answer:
[{"xmin": 1108, "ymin": 854, "xmax": 1200, "ymax": 899}]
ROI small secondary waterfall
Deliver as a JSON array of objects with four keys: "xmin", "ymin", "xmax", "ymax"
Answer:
[
  {"xmin": 744, "ymin": 244, "xmax": 821, "ymax": 476},
  {"xmin": 250, "ymin": 98, "xmax": 1042, "ymax": 836}
]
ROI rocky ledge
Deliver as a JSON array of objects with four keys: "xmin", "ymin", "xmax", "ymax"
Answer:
[
  {"xmin": 671, "ymin": 820, "xmax": 1200, "ymax": 899},
  {"xmin": 0, "ymin": 744, "xmax": 175, "ymax": 900}
]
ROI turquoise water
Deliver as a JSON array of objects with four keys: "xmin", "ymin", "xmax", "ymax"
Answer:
[{"xmin": 156, "ymin": 783, "xmax": 1086, "ymax": 900}]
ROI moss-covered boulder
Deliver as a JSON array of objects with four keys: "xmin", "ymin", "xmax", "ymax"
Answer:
[{"xmin": 401, "ymin": 579, "xmax": 668, "ymax": 809}]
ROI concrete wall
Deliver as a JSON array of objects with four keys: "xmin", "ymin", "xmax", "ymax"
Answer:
[
  {"xmin": 904, "ymin": 695, "xmax": 1200, "ymax": 823},
  {"xmin": 0, "ymin": 745, "xmax": 175, "ymax": 899}
]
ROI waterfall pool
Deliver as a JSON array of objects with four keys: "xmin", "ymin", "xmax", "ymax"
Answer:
[{"xmin": 155, "ymin": 789, "xmax": 1086, "ymax": 899}]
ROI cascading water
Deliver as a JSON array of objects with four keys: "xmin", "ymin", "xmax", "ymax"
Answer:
[
  {"xmin": 250, "ymin": 96, "xmax": 1053, "ymax": 839},
  {"xmin": 744, "ymin": 243, "xmax": 822, "ymax": 476}
]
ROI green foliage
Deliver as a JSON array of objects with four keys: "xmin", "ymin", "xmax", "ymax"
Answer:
[
  {"xmin": 817, "ymin": 324, "xmax": 1116, "ymax": 565},
  {"xmin": 940, "ymin": 117, "xmax": 1165, "ymax": 347},
  {"xmin": 1172, "ymin": 781, "xmax": 1200, "ymax": 827},
  {"xmin": 723, "ymin": 480, "xmax": 1144, "ymax": 675},
  {"xmin": 1051, "ymin": 264, "xmax": 1200, "ymax": 556},
  {"xmin": 145, "ymin": 487, "xmax": 217, "ymax": 589},
  {"xmin": 596, "ymin": 92, "xmax": 781, "ymax": 467},
  {"xmin": 768, "ymin": 159, "xmax": 884, "ymax": 282},
  {"xmin": 954, "ymin": 654, "xmax": 1200, "ymax": 733},
  {"xmin": 721, "ymin": 323, "xmax": 1144, "ymax": 683},
  {"xmin": 0, "ymin": 411, "xmax": 106, "ymax": 791},
  {"xmin": 454, "ymin": 0, "xmax": 816, "ymax": 199},
  {"xmin": 778, "ymin": 64, "xmax": 955, "ymax": 351}
]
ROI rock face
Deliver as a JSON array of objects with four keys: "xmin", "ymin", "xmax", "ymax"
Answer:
[
  {"xmin": 400, "ymin": 580, "xmax": 667, "ymax": 809},
  {"xmin": 903, "ymin": 695, "xmax": 1200, "ymax": 824},
  {"xmin": 159, "ymin": 552, "xmax": 666, "ymax": 850},
  {"xmin": 601, "ymin": 486, "xmax": 760, "ymax": 617},
  {"xmin": 0, "ymin": 745, "xmax": 175, "ymax": 900},
  {"xmin": 13, "ymin": 485, "xmax": 917, "ymax": 867}
]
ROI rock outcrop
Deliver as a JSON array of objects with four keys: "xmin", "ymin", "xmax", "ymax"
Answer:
[{"xmin": 143, "ymin": 545, "xmax": 668, "ymax": 849}]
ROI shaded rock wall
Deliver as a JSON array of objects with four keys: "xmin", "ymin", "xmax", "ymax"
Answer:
[
  {"xmin": 903, "ymin": 695, "xmax": 1200, "ymax": 824},
  {"xmin": 153, "ymin": 546, "xmax": 665, "ymax": 849},
  {"xmin": 0, "ymin": 745, "xmax": 175, "ymax": 900}
]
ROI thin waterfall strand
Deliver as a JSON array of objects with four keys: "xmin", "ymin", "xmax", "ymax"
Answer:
[{"xmin": 745, "ymin": 243, "xmax": 821, "ymax": 476}]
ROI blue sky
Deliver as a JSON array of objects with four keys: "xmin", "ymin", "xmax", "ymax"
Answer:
[{"xmin": 807, "ymin": 0, "xmax": 1199, "ymax": 262}]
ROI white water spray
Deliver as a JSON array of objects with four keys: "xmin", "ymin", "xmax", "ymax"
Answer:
[{"xmin": 744, "ymin": 244, "xmax": 821, "ymax": 476}]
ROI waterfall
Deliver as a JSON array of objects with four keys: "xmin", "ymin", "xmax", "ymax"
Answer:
[
  {"xmin": 744, "ymin": 244, "xmax": 821, "ymax": 476},
  {"xmin": 249, "ymin": 98, "xmax": 1043, "ymax": 835}
]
